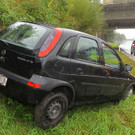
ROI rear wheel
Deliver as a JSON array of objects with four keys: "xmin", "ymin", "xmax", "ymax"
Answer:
[{"xmin": 35, "ymin": 92, "xmax": 68, "ymax": 129}]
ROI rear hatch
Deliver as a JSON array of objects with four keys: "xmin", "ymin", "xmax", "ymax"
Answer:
[{"xmin": 0, "ymin": 22, "xmax": 53, "ymax": 78}]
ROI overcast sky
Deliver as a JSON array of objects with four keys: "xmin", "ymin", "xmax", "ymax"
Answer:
[{"xmin": 115, "ymin": 29, "xmax": 135, "ymax": 39}]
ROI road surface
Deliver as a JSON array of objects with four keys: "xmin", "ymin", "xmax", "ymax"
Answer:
[{"xmin": 119, "ymin": 39, "xmax": 135, "ymax": 61}]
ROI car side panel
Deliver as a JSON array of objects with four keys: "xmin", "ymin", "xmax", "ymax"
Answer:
[{"xmin": 0, "ymin": 66, "xmax": 75, "ymax": 104}]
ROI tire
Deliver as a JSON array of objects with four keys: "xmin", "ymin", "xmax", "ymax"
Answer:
[
  {"xmin": 35, "ymin": 92, "xmax": 68, "ymax": 129},
  {"xmin": 123, "ymin": 87, "xmax": 134, "ymax": 99}
]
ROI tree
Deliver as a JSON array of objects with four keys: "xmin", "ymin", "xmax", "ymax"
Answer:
[
  {"xmin": 68, "ymin": 0, "xmax": 105, "ymax": 35},
  {"xmin": 114, "ymin": 31, "xmax": 126, "ymax": 44},
  {"xmin": 101, "ymin": 29, "xmax": 126, "ymax": 43},
  {"xmin": 0, "ymin": 0, "xmax": 105, "ymax": 35}
]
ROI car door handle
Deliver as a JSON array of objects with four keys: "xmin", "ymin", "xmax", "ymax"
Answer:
[{"xmin": 76, "ymin": 68, "xmax": 83, "ymax": 75}]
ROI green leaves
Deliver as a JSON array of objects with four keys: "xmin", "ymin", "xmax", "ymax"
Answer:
[
  {"xmin": 0, "ymin": 0, "xmax": 105, "ymax": 35},
  {"xmin": 68, "ymin": 0, "xmax": 105, "ymax": 34}
]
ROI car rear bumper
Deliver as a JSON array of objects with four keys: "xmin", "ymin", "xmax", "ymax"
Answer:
[
  {"xmin": 0, "ymin": 67, "xmax": 74, "ymax": 104},
  {"xmin": 0, "ymin": 67, "xmax": 48, "ymax": 104},
  {"xmin": 1, "ymin": 79, "xmax": 48, "ymax": 104}
]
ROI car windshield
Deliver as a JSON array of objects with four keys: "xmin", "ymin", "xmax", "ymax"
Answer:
[{"xmin": 0, "ymin": 22, "xmax": 47, "ymax": 50}]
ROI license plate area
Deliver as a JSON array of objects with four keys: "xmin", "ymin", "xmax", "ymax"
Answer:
[{"xmin": 0, "ymin": 74, "xmax": 7, "ymax": 86}]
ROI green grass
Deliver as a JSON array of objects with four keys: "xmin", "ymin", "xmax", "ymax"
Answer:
[
  {"xmin": 117, "ymin": 51, "xmax": 135, "ymax": 76},
  {"xmin": 0, "ymin": 51, "xmax": 135, "ymax": 135},
  {"xmin": 108, "ymin": 42, "xmax": 119, "ymax": 48}
]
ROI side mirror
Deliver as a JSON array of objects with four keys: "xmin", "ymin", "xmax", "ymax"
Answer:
[{"xmin": 124, "ymin": 64, "xmax": 132, "ymax": 71}]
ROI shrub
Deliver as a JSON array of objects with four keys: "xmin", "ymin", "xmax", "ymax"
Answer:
[
  {"xmin": 108, "ymin": 42, "xmax": 119, "ymax": 48},
  {"xmin": 0, "ymin": 0, "xmax": 104, "ymax": 34}
]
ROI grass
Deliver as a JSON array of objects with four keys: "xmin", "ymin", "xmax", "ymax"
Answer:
[
  {"xmin": 108, "ymin": 42, "xmax": 119, "ymax": 48},
  {"xmin": 117, "ymin": 51, "xmax": 135, "ymax": 76},
  {"xmin": 0, "ymin": 51, "xmax": 135, "ymax": 135}
]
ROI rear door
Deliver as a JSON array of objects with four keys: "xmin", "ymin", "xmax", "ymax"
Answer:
[{"xmin": 47, "ymin": 36, "xmax": 76, "ymax": 82}]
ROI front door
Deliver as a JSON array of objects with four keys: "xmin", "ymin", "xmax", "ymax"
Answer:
[
  {"xmin": 99, "ymin": 43, "xmax": 130, "ymax": 101},
  {"xmin": 70, "ymin": 36, "xmax": 103, "ymax": 102}
]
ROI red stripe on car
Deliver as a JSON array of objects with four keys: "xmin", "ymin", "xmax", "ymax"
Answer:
[{"xmin": 38, "ymin": 28, "xmax": 62, "ymax": 57}]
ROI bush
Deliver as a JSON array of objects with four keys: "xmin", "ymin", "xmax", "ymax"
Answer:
[
  {"xmin": 68, "ymin": 0, "xmax": 105, "ymax": 34},
  {"xmin": 108, "ymin": 42, "xmax": 119, "ymax": 48},
  {"xmin": 0, "ymin": 0, "xmax": 104, "ymax": 34}
]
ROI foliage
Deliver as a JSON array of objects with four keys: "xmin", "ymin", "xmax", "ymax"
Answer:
[
  {"xmin": 0, "ymin": 51, "xmax": 134, "ymax": 135},
  {"xmin": 108, "ymin": 42, "xmax": 119, "ymax": 48},
  {"xmin": 101, "ymin": 29, "xmax": 126, "ymax": 44},
  {"xmin": 0, "ymin": 0, "xmax": 104, "ymax": 35},
  {"xmin": 68, "ymin": 0, "xmax": 105, "ymax": 34},
  {"xmin": 0, "ymin": 0, "xmax": 69, "ymax": 26},
  {"xmin": 0, "ymin": 91, "xmax": 135, "ymax": 135},
  {"xmin": 114, "ymin": 31, "xmax": 126, "ymax": 44}
]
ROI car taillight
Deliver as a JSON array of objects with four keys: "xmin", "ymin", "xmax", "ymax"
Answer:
[
  {"xmin": 27, "ymin": 81, "xmax": 41, "ymax": 88},
  {"xmin": 38, "ymin": 28, "xmax": 62, "ymax": 57}
]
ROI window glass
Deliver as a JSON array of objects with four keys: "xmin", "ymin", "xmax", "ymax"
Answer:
[
  {"xmin": 75, "ymin": 37, "xmax": 99, "ymax": 63},
  {"xmin": 0, "ymin": 22, "xmax": 48, "ymax": 50},
  {"xmin": 59, "ymin": 42, "xmax": 71, "ymax": 57},
  {"xmin": 59, "ymin": 38, "xmax": 73, "ymax": 58},
  {"xmin": 102, "ymin": 43, "xmax": 120, "ymax": 69}
]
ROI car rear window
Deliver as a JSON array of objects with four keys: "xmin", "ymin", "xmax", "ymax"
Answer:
[{"xmin": 0, "ymin": 22, "xmax": 48, "ymax": 50}]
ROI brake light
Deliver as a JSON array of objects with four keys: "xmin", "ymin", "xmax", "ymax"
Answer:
[
  {"xmin": 27, "ymin": 81, "xmax": 41, "ymax": 88},
  {"xmin": 38, "ymin": 28, "xmax": 62, "ymax": 57}
]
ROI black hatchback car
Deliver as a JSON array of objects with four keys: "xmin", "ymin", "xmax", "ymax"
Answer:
[{"xmin": 0, "ymin": 21, "xmax": 134, "ymax": 129}]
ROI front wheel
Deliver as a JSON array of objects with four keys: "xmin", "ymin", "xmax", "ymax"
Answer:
[
  {"xmin": 124, "ymin": 87, "xmax": 134, "ymax": 99},
  {"xmin": 35, "ymin": 92, "xmax": 68, "ymax": 129}
]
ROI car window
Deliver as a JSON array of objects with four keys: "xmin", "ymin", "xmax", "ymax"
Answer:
[
  {"xmin": 0, "ymin": 22, "xmax": 48, "ymax": 50},
  {"xmin": 75, "ymin": 37, "xmax": 100, "ymax": 63},
  {"xmin": 59, "ymin": 37, "xmax": 75, "ymax": 58},
  {"xmin": 102, "ymin": 43, "xmax": 120, "ymax": 69}
]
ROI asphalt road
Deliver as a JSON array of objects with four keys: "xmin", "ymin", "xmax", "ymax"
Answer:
[{"xmin": 119, "ymin": 39, "xmax": 135, "ymax": 61}]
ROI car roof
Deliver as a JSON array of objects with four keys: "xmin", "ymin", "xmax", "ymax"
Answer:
[
  {"xmin": 60, "ymin": 27, "xmax": 102, "ymax": 41},
  {"xmin": 18, "ymin": 21, "xmax": 105, "ymax": 42}
]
